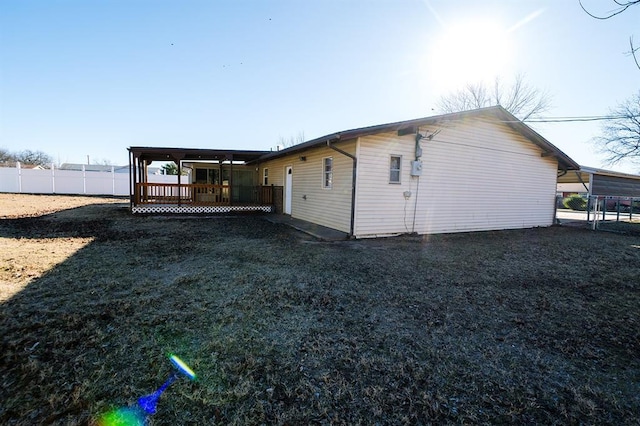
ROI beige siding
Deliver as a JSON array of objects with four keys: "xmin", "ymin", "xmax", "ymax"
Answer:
[
  {"xmin": 258, "ymin": 156, "xmax": 291, "ymax": 187},
  {"xmin": 355, "ymin": 116, "xmax": 559, "ymax": 238},
  {"xmin": 259, "ymin": 141, "xmax": 355, "ymax": 233}
]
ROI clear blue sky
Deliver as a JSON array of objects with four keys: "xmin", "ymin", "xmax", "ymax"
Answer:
[{"xmin": 1, "ymin": 0, "xmax": 638, "ymax": 172}]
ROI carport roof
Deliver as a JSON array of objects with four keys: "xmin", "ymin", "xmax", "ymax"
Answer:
[
  {"xmin": 128, "ymin": 147, "xmax": 269, "ymax": 163},
  {"xmin": 558, "ymin": 166, "xmax": 640, "ymax": 183}
]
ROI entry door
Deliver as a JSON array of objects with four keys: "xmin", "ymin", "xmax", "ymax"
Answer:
[{"xmin": 284, "ymin": 166, "xmax": 292, "ymax": 214}]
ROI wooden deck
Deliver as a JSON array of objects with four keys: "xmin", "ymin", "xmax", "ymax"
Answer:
[{"xmin": 131, "ymin": 183, "xmax": 278, "ymax": 214}]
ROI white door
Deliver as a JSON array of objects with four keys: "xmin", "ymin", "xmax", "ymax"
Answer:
[{"xmin": 284, "ymin": 166, "xmax": 292, "ymax": 214}]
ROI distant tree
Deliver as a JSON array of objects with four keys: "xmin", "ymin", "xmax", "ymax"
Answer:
[
  {"xmin": 161, "ymin": 162, "xmax": 178, "ymax": 175},
  {"xmin": 0, "ymin": 148, "xmax": 15, "ymax": 164},
  {"xmin": 580, "ymin": 0, "xmax": 640, "ymax": 70},
  {"xmin": 92, "ymin": 158, "xmax": 114, "ymax": 166},
  {"xmin": 593, "ymin": 91, "xmax": 640, "ymax": 165},
  {"xmin": 437, "ymin": 74, "xmax": 552, "ymax": 121},
  {"xmin": 15, "ymin": 150, "xmax": 53, "ymax": 167},
  {"xmin": 278, "ymin": 131, "xmax": 306, "ymax": 148}
]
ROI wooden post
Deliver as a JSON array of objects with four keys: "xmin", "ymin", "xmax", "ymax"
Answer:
[{"xmin": 229, "ymin": 155, "xmax": 233, "ymax": 206}]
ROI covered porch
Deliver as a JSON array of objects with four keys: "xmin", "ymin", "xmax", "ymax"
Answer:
[{"xmin": 128, "ymin": 147, "xmax": 280, "ymax": 214}]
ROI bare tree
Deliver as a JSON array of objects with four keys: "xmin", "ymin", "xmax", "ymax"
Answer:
[
  {"xmin": 92, "ymin": 158, "xmax": 114, "ymax": 166},
  {"xmin": 14, "ymin": 149, "xmax": 53, "ymax": 167},
  {"xmin": 594, "ymin": 91, "xmax": 640, "ymax": 165},
  {"xmin": 0, "ymin": 148, "xmax": 15, "ymax": 164},
  {"xmin": 580, "ymin": 0, "xmax": 640, "ymax": 70},
  {"xmin": 436, "ymin": 74, "xmax": 552, "ymax": 121},
  {"xmin": 278, "ymin": 131, "xmax": 306, "ymax": 148}
]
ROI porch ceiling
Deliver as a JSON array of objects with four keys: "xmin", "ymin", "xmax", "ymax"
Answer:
[{"xmin": 128, "ymin": 146, "xmax": 269, "ymax": 164}]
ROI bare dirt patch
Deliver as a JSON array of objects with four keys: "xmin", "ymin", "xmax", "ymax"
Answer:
[
  {"xmin": 0, "ymin": 193, "xmax": 125, "ymax": 219},
  {"xmin": 0, "ymin": 236, "xmax": 94, "ymax": 301},
  {"xmin": 0, "ymin": 195, "xmax": 639, "ymax": 425},
  {"xmin": 0, "ymin": 194, "xmax": 128, "ymax": 301}
]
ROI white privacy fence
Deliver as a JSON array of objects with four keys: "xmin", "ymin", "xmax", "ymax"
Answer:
[{"xmin": 0, "ymin": 163, "xmax": 184, "ymax": 196}]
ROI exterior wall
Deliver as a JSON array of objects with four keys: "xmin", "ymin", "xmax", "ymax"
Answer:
[
  {"xmin": 354, "ymin": 116, "xmax": 559, "ymax": 237},
  {"xmin": 259, "ymin": 141, "xmax": 355, "ymax": 233},
  {"xmin": 185, "ymin": 163, "xmax": 257, "ymax": 184}
]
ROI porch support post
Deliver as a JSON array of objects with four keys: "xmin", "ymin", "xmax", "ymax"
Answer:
[
  {"xmin": 229, "ymin": 154, "xmax": 233, "ymax": 206},
  {"xmin": 170, "ymin": 154, "xmax": 185, "ymax": 207},
  {"xmin": 129, "ymin": 150, "xmax": 135, "ymax": 208},
  {"xmin": 178, "ymin": 161, "xmax": 181, "ymax": 207}
]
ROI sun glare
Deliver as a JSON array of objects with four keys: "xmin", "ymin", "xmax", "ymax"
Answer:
[{"xmin": 427, "ymin": 18, "xmax": 512, "ymax": 91}]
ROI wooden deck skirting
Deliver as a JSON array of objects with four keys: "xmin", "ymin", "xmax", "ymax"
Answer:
[{"xmin": 134, "ymin": 183, "xmax": 275, "ymax": 206}]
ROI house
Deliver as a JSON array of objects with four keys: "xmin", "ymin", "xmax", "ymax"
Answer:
[
  {"xmin": 128, "ymin": 106, "xmax": 579, "ymax": 237},
  {"xmin": 59, "ymin": 163, "xmax": 134, "ymax": 173}
]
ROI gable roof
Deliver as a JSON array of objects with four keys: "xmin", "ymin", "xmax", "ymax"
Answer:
[{"xmin": 254, "ymin": 106, "xmax": 580, "ymax": 171}]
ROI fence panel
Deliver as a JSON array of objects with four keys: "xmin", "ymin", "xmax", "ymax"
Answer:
[
  {"xmin": 0, "ymin": 164, "xmax": 183, "ymax": 196},
  {"xmin": 20, "ymin": 169, "xmax": 54, "ymax": 193},
  {"xmin": 0, "ymin": 167, "xmax": 19, "ymax": 192},
  {"xmin": 53, "ymin": 169, "xmax": 86, "ymax": 194}
]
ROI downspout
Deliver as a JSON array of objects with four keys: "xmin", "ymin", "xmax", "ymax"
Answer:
[{"xmin": 327, "ymin": 137, "xmax": 356, "ymax": 237}]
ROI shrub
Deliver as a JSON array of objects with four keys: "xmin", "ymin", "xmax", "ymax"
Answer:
[{"xmin": 563, "ymin": 194, "xmax": 587, "ymax": 210}]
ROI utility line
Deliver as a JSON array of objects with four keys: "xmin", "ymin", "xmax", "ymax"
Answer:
[{"xmin": 523, "ymin": 114, "xmax": 639, "ymax": 123}]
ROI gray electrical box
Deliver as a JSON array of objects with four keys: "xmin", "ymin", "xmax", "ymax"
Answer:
[{"xmin": 410, "ymin": 160, "xmax": 422, "ymax": 176}]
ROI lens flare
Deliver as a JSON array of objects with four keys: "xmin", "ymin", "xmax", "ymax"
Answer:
[
  {"xmin": 169, "ymin": 354, "xmax": 197, "ymax": 380},
  {"xmin": 97, "ymin": 353, "xmax": 197, "ymax": 424},
  {"xmin": 98, "ymin": 407, "xmax": 146, "ymax": 426}
]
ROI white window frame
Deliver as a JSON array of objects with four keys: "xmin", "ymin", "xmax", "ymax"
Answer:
[
  {"xmin": 263, "ymin": 168, "xmax": 269, "ymax": 185},
  {"xmin": 389, "ymin": 155, "xmax": 401, "ymax": 184},
  {"xmin": 323, "ymin": 157, "xmax": 333, "ymax": 189}
]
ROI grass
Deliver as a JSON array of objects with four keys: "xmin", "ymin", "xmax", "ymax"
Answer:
[{"xmin": 1, "ymin": 195, "xmax": 639, "ymax": 425}]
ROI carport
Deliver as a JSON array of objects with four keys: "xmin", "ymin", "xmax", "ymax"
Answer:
[
  {"xmin": 557, "ymin": 166, "xmax": 640, "ymax": 222},
  {"xmin": 127, "ymin": 146, "xmax": 277, "ymax": 214}
]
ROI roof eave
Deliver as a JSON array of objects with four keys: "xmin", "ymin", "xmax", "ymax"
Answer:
[{"xmin": 253, "ymin": 106, "xmax": 580, "ymax": 171}]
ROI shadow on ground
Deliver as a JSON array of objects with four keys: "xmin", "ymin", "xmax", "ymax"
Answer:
[{"xmin": 1, "ymin": 204, "xmax": 640, "ymax": 425}]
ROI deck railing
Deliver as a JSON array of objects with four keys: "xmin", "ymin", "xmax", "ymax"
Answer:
[{"xmin": 134, "ymin": 183, "xmax": 274, "ymax": 206}]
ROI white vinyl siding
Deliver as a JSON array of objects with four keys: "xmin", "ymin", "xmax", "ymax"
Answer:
[
  {"xmin": 354, "ymin": 116, "xmax": 559, "ymax": 238},
  {"xmin": 259, "ymin": 141, "xmax": 355, "ymax": 233}
]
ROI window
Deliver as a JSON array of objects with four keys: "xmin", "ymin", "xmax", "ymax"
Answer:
[
  {"xmin": 263, "ymin": 168, "xmax": 269, "ymax": 185},
  {"xmin": 390, "ymin": 155, "xmax": 401, "ymax": 183},
  {"xmin": 195, "ymin": 168, "xmax": 219, "ymax": 184},
  {"xmin": 323, "ymin": 157, "xmax": 333, "ymax": 189},
  {"xmin": 195, "ymin": 168, "xmax": 208, "ymax": 183}
]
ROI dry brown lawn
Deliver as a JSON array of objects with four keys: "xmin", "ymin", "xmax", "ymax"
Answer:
[
  {"xmin": 0, "ymin": 194, "xmax": 125, "ymax": 302},
  {"xmin": 0, "ymin": 194, "xmax": 639, "ymax": 425}
]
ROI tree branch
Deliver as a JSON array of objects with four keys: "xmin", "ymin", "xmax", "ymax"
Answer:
[
  {"xmin": 579, "ymin": 0, "xmax": 640, "ymax": 19},
  {"xmin": 630, "ymin": 36, "xmax": 640, "ymax": 70}
]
